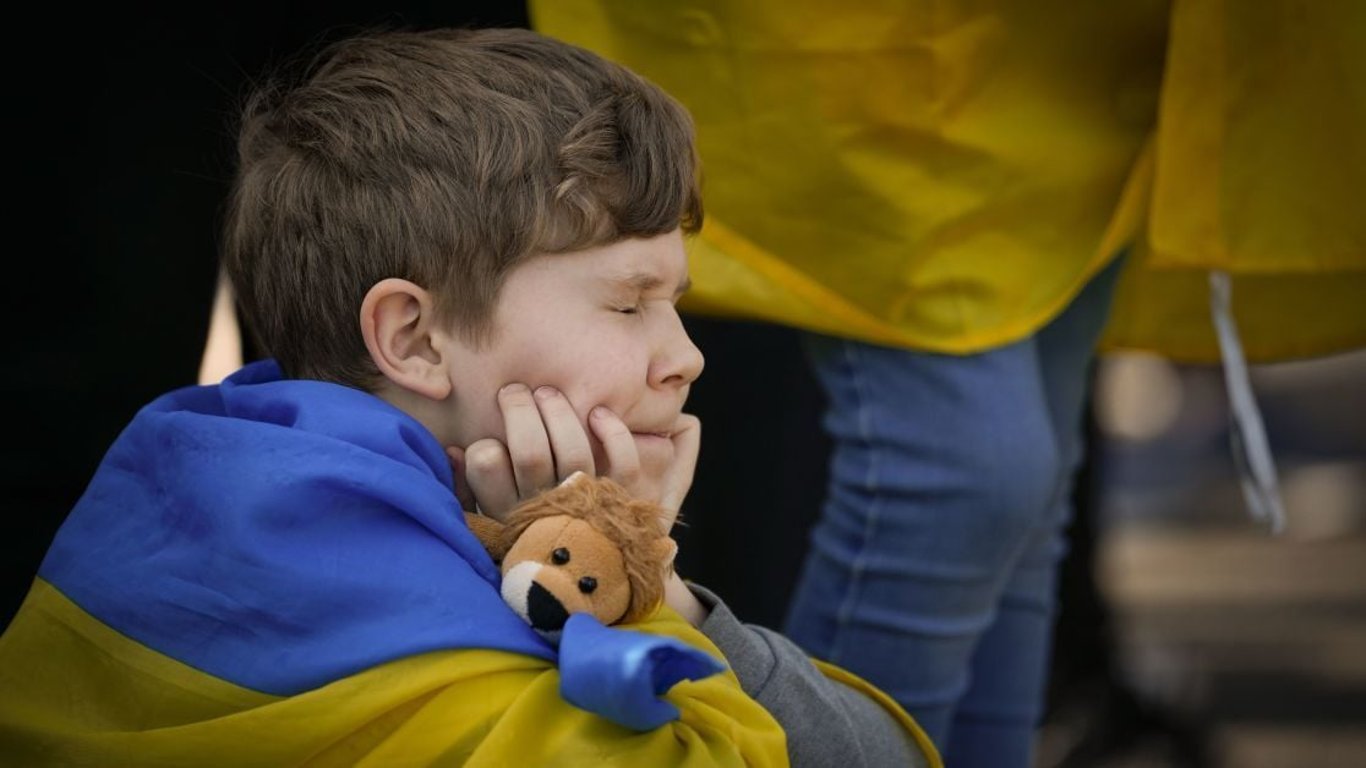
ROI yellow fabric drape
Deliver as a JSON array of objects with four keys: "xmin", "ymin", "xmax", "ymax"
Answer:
[
  {"xmin": 1107, "ymin": 0, "xmax": 1366, "ymax": 362},
  {"xmin": 0, "ymin": 580, "xmax": 790, "ymax": 767},
  {"xmin": 533, "ymin": 0, "xmax": 1366, "ymax": 363}
]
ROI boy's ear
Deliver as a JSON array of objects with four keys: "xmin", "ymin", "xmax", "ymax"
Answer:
[{"xmin": 360, "ymin": 278, "xmax": 452, "ymax": 400}]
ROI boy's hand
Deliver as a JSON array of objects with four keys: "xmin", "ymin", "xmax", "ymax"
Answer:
[
  {"xmin": 448, "ymin": 384, "xmax": 594, "ymax": 518},
  {"xmin": 587, "ymin": 407, "xmax": 699, "ymax": 534},
  {"xmin": 448, "ymin": 384, "xmax": 708, "ymax": 627},
  {"xmin": 447, "ymin": 384, "xmax": 700, "ymax": 532}
]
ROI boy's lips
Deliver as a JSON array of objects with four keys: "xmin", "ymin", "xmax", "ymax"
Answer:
[{"xmin": 629, "ymin": 419, "xmax": 679, "ymax": 440}]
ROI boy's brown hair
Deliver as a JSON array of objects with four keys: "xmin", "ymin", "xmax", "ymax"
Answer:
[{"xmin": 223, "ymin": 27, "xmax": 702, "ymax": 389}]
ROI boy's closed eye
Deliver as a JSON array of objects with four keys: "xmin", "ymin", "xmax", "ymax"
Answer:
[{"xmin": 604, "ymin": 272, "xmax": 691, "ymax": 315}]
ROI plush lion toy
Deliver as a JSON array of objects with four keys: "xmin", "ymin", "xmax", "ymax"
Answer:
[{"xmin": 464, "ymin": 472, "xmax": 678, "ymax": 635}]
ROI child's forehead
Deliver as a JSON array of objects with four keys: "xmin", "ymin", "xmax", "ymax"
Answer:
[{"xmin": 518, "ymin": 235, "xmax": 692, "ymax": 295}]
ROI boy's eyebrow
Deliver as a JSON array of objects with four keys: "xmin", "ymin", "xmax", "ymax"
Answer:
[{"xmin": 614, "ymin": 272, "xmax": 693, "ymax": 298}]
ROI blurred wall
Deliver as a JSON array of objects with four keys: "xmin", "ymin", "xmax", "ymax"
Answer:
[{"xmin": 1, "ymin": 1, "xmax": 533, "ymax": 628}]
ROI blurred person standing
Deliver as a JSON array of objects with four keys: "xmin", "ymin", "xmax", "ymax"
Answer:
[{"xmin": 531, "ymin": 2, "xmax": 1366, "ymax": 766}]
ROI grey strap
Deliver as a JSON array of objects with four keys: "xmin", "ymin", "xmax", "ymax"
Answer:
[{"xmin": 1209, "ymin": 270, "xmax": 1286, "ymax": 533}]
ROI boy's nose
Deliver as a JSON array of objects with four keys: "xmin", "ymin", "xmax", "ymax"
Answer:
[{"xmin": 652, "ymin": 313, "xmax": 705, "ymax": 389}]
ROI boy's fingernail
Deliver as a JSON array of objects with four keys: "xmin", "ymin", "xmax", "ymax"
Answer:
[
  {"xmin": 590, "ymin": 406, "xmax": 609, "ymax": 420},
  {"xmin": 534, "ymin": 386, "xmax": 558, "ymax": 401},
  {"xmin": 500, "ymin": 383, "xmax": 528, "ymax": 396}
]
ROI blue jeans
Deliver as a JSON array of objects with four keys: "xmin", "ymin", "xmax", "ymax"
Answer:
[{"xmin": 785, "ymin": 258, "xmax": 1124, "ymax": 768}]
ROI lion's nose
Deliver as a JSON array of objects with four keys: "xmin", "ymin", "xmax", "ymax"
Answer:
[{"xmin": 527, "ymin": 582, "xmax": 570, "ymax": 631}]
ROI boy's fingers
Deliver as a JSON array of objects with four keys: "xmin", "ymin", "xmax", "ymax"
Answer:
[
  {"xmin": 533, "ymin": 386, "xmax": 595, "ymax": 480},
  {"xmin": 445, "ymin": 445, "xmax": 478, "ymax": 513},
  {"xmin": 588, "ymin": 406, "xmax": 642, "ymax": 496},
  {"xmin": 498, "ymin": 384, "xmax": 556, "ymax": 498},
  {"xmin": 463, "ymin": 438, "xmax": 520, "ymax": 521},
  {"xmin": 658, "ymin": 414, "xmax": 701, "ymax": 522}
]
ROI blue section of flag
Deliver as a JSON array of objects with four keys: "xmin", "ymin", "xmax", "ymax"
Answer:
[
  {"xmin": 40, "ymin": 360, "xmax": 555, "ymax": 695},
  {"xmin": 559, "ymin": 613, "xmax": 726, "ymax": 731}
]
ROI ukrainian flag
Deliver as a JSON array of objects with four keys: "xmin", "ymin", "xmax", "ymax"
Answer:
[{"xmin": 0, "ymin": 361, "xmax": 786, "ymax": 766}]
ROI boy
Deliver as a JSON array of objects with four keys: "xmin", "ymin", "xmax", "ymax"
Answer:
[{"xmin": 0, "ymin": 27, "xmax": 936, "ymax": 767}]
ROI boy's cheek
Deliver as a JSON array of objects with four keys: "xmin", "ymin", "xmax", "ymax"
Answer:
[{"xmin": 458, "ymin": 401, "xmax": 511, "ymax": 446}]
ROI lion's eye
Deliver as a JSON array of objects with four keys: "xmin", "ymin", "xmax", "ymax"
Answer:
[
  {"xmin": 551, "ymin": 547, "xmax": 571, "ymax": 565},
  {"xmin": 578, "ymin": 576, "xmax": 597, "ymax": 594}
]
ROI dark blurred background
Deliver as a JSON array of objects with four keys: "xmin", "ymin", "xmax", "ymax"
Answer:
[
  {"xmin": 3, "ymin": 0, "xmax": 534, "ymax": 632},
  {"xmin": 5, "ymin": 5, "xmax": 1362, "ymax": 767}
]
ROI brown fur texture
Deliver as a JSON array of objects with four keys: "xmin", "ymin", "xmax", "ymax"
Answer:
[{"xmin": 465, "ymin": 473, "xmax": 677, "ymax": 626}]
